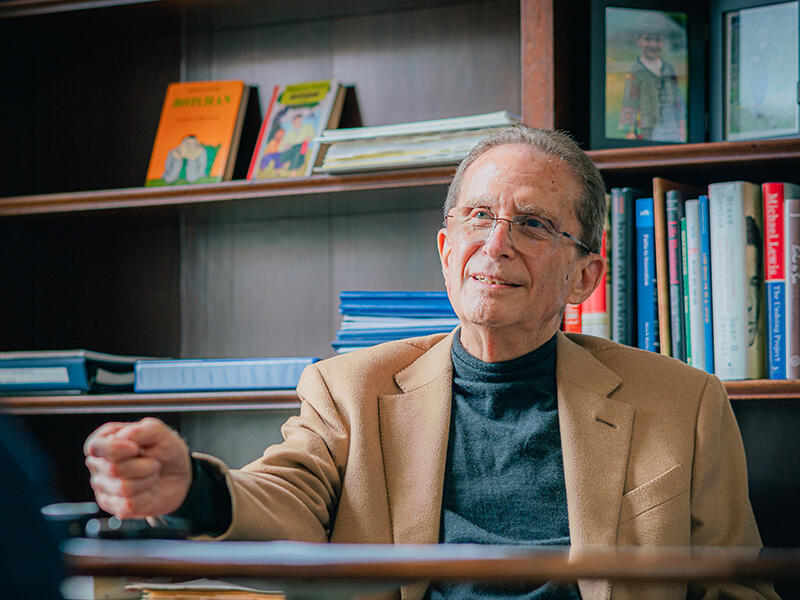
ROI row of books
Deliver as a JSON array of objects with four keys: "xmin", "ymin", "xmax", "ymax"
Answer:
[
  {"xmin": 144, "ymin": 78, "xmax": 517, "ymax": 187},
  {"xmin": 0, "ymin": 350, "xmax": 318, "ymax": 395},
  {"xmin": 566, "ymin": 178, "xmax": 800, "ymax": 381},
  {"xmin": 332, "ymin": 291, "xmax": 458, "ymax": 353}
]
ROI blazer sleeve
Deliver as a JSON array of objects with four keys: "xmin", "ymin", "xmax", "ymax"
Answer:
[
  {"xmin": 201, "ymin": 363, "xmax": 350, "ymax": 542},
  {"xmin": 688, "ymin": 374, "xmax": 780, "ymax": 600}
]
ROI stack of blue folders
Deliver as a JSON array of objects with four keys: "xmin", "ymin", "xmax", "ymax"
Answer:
[{"xmin": 332, "ymin": 291, "xmax": 459, "ymax": 353}]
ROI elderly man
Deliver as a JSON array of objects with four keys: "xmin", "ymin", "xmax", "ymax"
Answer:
[{"xmin": 85, "ymin": 126, "xmax": 775, "ymax": 600}]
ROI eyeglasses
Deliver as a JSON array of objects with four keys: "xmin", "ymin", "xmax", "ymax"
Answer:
[{"xmin": 444, "ymin": 206, "xmax": 595, "ymax": 255}]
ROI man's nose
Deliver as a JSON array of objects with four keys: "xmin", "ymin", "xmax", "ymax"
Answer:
[{"xmin": 483, "ymin": 218, "xmax": 515, "ymax": 254}]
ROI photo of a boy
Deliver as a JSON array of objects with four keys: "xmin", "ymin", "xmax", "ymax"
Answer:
[{"xmin": 606, "ymin": 8, "xmax": 688, "ymax": 143}]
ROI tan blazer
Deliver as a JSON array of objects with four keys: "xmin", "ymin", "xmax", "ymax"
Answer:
[{"xmin": 203, "ymin": 330, "xmax": 777, "ymax": 600}]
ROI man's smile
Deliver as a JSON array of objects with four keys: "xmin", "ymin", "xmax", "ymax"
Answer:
[{"xmin": 471, "ymin": 273, "xmax": 521, "ymax": 287}]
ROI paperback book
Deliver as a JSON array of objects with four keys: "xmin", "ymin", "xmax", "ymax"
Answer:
[
  {"xmin": 145, "ymin": 80, "xmax": 251, "ymax": 186},
  {"xmin": 247, "ymin": 80, "xmax": 348, "ymax": 179}
]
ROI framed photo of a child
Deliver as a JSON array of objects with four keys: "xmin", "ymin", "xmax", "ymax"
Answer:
[
  {"xmin": 709, "ymin": 0, "xmax": 800, "ymax": 141},
  {"xmin": 590, "ymin": 0, "xmax": 706, "ymax": 149}
]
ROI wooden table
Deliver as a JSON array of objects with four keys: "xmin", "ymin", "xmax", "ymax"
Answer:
[{"xmin": 62, "ymin": 539, "xmax": 800, "ymax": 599}]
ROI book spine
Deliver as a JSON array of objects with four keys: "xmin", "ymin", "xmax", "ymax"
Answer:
[
  {"xmin": 698, "ymin": 195, "xmax": 715, "ymax": 374},
  {"xmin": 635, "ymin": 197, "xmax": 658, "ymax": 352},
  {"xmin": 0, "ymin": 358, "xmax": 89, "ymax": 392},
  {"xmin": 685, "ymin": 199, "xmax": 705, "ymax": 371},
  {"xmin": 652, "ymin": 180, "xmax": 672, "ymax": 357},
  {"xmin": 581, "ymin": 230, "xmax": 610, "ymax": 338},
  {"xmin": 246, "ymin": 85, "xmax": 280, "ymax": 180},
  {"xmin": 787, "ymin": 197, "xmax": 800, "ymax": 378},
  {"xmin": 665, "ymin": 191, "xmax": 686, "ymax": 361},
  {"xmin": 709, "ymin": 181, "xmax": 764, "ymax": 380},
  {"xmin": 681, "ymin": 216, "xmax": 691, "ymax": 365},
  {"xmin": 763, "ymin": 182, "xmax": 787, "ymax": 379},
  {"xmin": 563, "ymin": 304, "xmax": 582, "ymax": 333},
  {"xmin": 610, "ymin": 188, "xmax": 637, "ymax": 346}
]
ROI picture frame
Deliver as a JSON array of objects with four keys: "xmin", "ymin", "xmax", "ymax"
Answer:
[
  {"xmin": 709, "ymin": 0, "xmax": 800, "ymax": 141},
  {"xmin": 589, "ymin": 0, "xmax": 706, "ymax": 149}
]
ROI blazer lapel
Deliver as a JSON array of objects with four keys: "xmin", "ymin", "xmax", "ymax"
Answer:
[
  {"xmin": 378, "ymin": 331, "xmax": 456, "ymax": 547},
  {"xmin": 556, "ymin": 333, "xmax": 633, "ymax": 550}
]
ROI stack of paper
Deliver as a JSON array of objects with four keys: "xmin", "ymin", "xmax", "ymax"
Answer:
[
  {"xmin": 332, "ymin": 291, "xmax": 458, "ymax": 353},
  {"xmin": 126, "ymin": 578, "xmax": 283, "ymax": 599},
  {"xmin": 313, "ymin": 111, "xmax": 520, "ymax": 173}
]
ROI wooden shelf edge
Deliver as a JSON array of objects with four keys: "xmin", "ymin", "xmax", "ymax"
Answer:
[
  {"xmin": 2, "ymin": 380, "xmax": 798, "ymax": 415},
  {"xmin": 0, "ymin": 166, "xmax": 455, "ymax": 217},
  {"xmin": 588, "ymin": 138, "xmax": 800, "ymax": 173},
  {"xmin": 0, "ymin": 390, "xmax": 301, "ymax": 415}
]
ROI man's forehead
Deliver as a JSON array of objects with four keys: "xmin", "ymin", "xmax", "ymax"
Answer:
[{"xmin": 458, "ymin": 145, "xmax": 581, "ymax": 211}]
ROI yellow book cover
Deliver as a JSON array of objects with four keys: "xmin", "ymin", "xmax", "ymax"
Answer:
[
  {"xmin": 247, "ymin": 80, "xmax": 346, "ymax": 180},
  {"xmin": 145, "ymin": 80, "xmax": 247, "ymax": 186}
]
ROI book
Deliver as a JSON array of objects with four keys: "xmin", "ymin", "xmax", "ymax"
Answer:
[
  {"xmin": 313, "ymin": 111, "xmax": 520, "ymax": 173},
  {"xmin": 247, "ymin": 80, "xmax": 348, "ymax": 180},
  {"xmin": 681, "ymin": 215, "xmax": 691, "ymax": 364},
  {"xmin": 581, "ymin": 231, "xmax": 610, "ymax": 338},
  {"xmin": 651, "ymin": 178, "xmax": 705, "ymax": 358},
  {"xmin": 133, "ymin": 357, "xmax": 319, "ymax": 393},
  {"xmin": 563, "ymin": 304, "xmax": 582, "ymax": 333},
  {"xmin": 0, "ymin": 350, "xmax": 146, "ymax": 395},
  {"xmin": 762, "ymin": 182, "xmax": 800, "ymax": 379},
  {"xmin": 338, "ymin": 290, "xmax": 456, "ymax": 317},
  {"xmin": 126, "ymin": 578, "xmax": 283, "ymax": 599},
  {"xmin": 709, "ymin": 181, "xmax": 766, "ymax": 380},
  {"xmin": 787, "ymin": 197, "xmax": 800, "ymax": 378},
  {"xmin": 665, "ymin": 189, "xmax": 688, "ymax": 361},
  {"xmin": 635, "ymin": 197, "xmax": 658, "ymax": 352},
  {"xmin": 698, "ymin": 194, "xmax": 715, "ymax": 374},
  {"xmin": 145, "ymin": 80, "xmax": 250, "ymax": 186},
  {"xmin": 685, "ymin": 199, "xmax": 706, "ymax": 371},
  {"xmin": 610, "ymin": 187, "xmax": 647, "ymax": 346}
]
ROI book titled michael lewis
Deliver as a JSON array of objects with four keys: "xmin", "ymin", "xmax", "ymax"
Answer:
[
  {"xmin": 145, "ymin": 80, "xmax": 250, "ymax": 186},
  {"xmin": 134, "ymin": 357, "xmax": 319, "ymax": 393},
  {"xmin": 708, "ymin": 181, "xmax": 765, "ymax": 380},
  {"xmin": 762, "ymin": 182, "xmax": 800, "ymax": 379}
]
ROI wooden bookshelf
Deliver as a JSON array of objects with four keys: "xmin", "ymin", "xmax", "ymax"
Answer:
[
  {"xmin": 2, "ymin": 379, "xmax": 798, "ymax": 416},
  {"xmin": 0, "ymin": 166, "xmax": 456, "ymax": 217}
]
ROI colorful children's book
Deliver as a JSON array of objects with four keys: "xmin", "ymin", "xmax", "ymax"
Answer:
[
  {"xmin": 145, "ymin": 80, "xmax": 250, "ymax": 187},
  {"xmin": 247, "ymin": 80, "xmax": 347, "ymax": 179}
]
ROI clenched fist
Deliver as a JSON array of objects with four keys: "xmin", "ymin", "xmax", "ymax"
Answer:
[{"xmin": 84, "ymin": 417, "xmax": 192, "ymax": 518}]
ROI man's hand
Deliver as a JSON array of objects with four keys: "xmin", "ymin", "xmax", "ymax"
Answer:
[{"xmin": 84, "ymin": 417, "xmax": 192, "ymax": 518}]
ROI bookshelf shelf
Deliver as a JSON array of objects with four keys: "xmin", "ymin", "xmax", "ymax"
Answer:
[
  {"xmin": 0, "ymin": 166, "xmax": 456, "ymax": 217},
  {"xmin": 3, "ymin": 379, "xmax": 797, "ymax": 416},
  {"xmin": 587, "ymin": 138, "xmax": 800, "ymax": 175},
  {"xmin": 0, "ymin": 390, "xmax": 301, "ymax": 415}
]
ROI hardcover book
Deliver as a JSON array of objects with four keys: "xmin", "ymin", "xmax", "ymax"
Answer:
[
  {"xmin": 762, "ymin": 182, "xmax": 800, "ymax": 379},
  {"xmin": 610, "ymin": 187, "xmax": 647, "ymax": 346},
  {"xmin": 247, "ymin": 80, "xmax": 347, "ymax": 180},
  {"xmin": 635, "ymin": 197, "xmax": 658, "ymax": 352},
  {"xmin": 685, "ymin": 199, "xmax": 706, "ymax": 371},
  {"xmin": 665, "ymin": 189, "xmax": 689, "ymax": 362},
  {"xmin": 709, "ymin": 181, "xmax": 765, "ymax": 380},
  {"xmin": 787, "ymin": 197, "xmax": 800, "ymax": 378},
  {"xmin": 145, "ymin": 80, "xmax": 250, "ymax": 186},
  {"xmin": 698, "ymin": 194, "xmax": 715, "ymax": 374}
]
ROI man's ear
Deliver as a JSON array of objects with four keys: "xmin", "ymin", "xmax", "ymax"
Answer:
[
  {"xmin": 566, "ymin": 253, "xmax": 606, "ymax": 306},
  {"xmin": 437, "ymin": 228, "xmax": 451, "ymax": 281}
]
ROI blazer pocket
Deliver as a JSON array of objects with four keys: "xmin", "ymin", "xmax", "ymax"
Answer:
[{"xmin": 619, "ymin": 464, "xmax": 687, "ymax": 524}]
